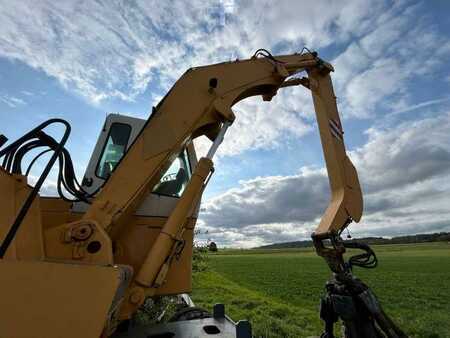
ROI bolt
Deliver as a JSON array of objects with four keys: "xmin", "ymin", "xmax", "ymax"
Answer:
[
  {"xmin": 72, "ymin": 223, "xmax": 93, "ymax": 241},
  {"xmin": 129, "ymin": 288, "xmax": 144, "ymax": 305}
]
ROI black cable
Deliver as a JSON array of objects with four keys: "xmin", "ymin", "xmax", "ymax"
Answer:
[
  {"xmin": 299, "ymin": 46, "xmax": 313, "ymax": 55},
  {"xmin": 252, "ymin": 48, "xmax": 282, "ymax": 63},
  {"xmin": 0, "ymin": 119, "xmax": 71, "ymax": 258},
  {"xmin": 25, "ymin": 148, "xmax": 52, "ymax": 176},
  {"xmin": 11, "ymin": 139, "xmax": 46, "ymax": 174},
  {"xmin": 0, "ymin": 122, "xmax": 100, "ymax": 203},
  {"xmin": 344, "ymin": 241, "xmax": 378, "ymax": 269}
]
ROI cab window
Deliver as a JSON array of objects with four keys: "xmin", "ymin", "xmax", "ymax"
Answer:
[
  {"xmin": 153, "ymin": 149, "xmax": 192, "ymax": 197},
  {"xmin": 96, "ymin": 123, "xmax": 131, "ymax": 179}
]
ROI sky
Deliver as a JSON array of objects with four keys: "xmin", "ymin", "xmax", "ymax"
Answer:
[{"xmin": 0, "ymin": 0, "xmax": 450, "ymax": 248}]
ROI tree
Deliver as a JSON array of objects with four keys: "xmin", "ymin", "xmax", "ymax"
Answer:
[{"xmin": 208, "ymin": 241, "xmax": 218, "ymax": 252}]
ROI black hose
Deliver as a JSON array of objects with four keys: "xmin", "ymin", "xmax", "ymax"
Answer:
[
  {"xmin": 25, "ymin": 148, "xmax": 52, "ymax": 176},
  {"xmin": 344, "ymin": 241, "xmax": 378, "ymax": 269},
  {"xmin": 252, "ymin": 48, "xmax": 282, "ymax": 63},
  {"xmin": 0, "ymin": 120, "xmax": 101, "ymax": 203},
  {"xmin": 0, "ymin": 119, "xmax": 71, "ymax": 258}
]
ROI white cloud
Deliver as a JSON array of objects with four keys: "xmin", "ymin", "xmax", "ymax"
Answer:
[
  {"xmin": 332, "ymin": 3, "xmax": 450, "ymax": 118},
  {"xmin": 350, "ymin": 113, "xmax": 450, "ymax": 192},
  {"xmin": 344, "ymin": 58, "xmax": 406, "ymax": 118},
  {"xmin": 219, "ymin": 93, "xmax": 313, "ymax": 157},
  {"xmin": 201, "ymin": 167, "xmax": 328, "ymax": 228},
  {"xmin": 388, "ymin": 97, "xmax": 450, "ymax": 116},
  {"xmin": 28, "ymin": 175, "xmax": 58, "ymax": 196},
  {"xmin": 0, "ymin": 94, "xmax": 26, "ymax": 108},
  {"xmin": 200, "ymin": 113, "xmax": 450, "ymax": 247},
  {"xmin": 20, "ymin": 90, "xmax": 34, "ymax": 97},
  {"xmin": 195, "ymin": 82, "xmax": 315, "ymax": 158}
]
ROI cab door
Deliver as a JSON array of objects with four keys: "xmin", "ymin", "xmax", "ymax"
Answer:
[
  {"xmin": 72, "ymin": 113, "xmax": 198, "ymax": 217},
  {"xmin": 80, "ymin": 113, "xmax": 144, "ymax": 195}
]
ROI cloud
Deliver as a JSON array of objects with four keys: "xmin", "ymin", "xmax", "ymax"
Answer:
[
  {"xmin": 199, "ymin": 113, "xmax": 450, "ymax": 247},
  {"xmin": 350, "ymin": 114, "xmax": 450, "ymax": 192},
  {"xmin": 185, "ymin": 82, "xmax": 315, "ymax": 158},
  {"xmin": 332, "ymin": 3, "xmax": 450, "ymax": 118},
  {"xmin": 0, "ymin": 1, "xmax": 192, "ymax": 103},
  {"xmin": 388, "ymin": 97, "xmax": 450, "ymax": 116},
  {"xmin": 201, "ymin": 167, "xmax": 328, "ymax": 228},
  {"xmin": 218, "ymin": 93, "xmax": 313, "ymax": 156},
  {"xmin": 28, "ymin": 175, "xmax": 58, "ymax": 196},
  {"xmin": 20, "ymin": 90, "xmax": 34, "ymax": 97},
  {"xmin": 0, "ymin": 94, "xmax": 26, "ymax": 108}
]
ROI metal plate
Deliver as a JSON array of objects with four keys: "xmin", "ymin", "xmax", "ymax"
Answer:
[
  {"xmin": 0, "ymin": 260, "xmax": 130, "ymax": 338},
  {"xmin": 113, "ymin": 317, "xmax": 249, "ymax": 338},
  {"xmin": 113, "ymin": 304, "xmax": 252, "ymax": 338}
]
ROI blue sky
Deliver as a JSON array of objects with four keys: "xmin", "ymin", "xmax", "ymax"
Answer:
[{"xmin": 1, "ymin": 0, "xmax": 450, "ymax": 247}]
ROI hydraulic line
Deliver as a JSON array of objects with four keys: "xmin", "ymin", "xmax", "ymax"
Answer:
[
  {"xmin": 0, "ymin": 119, "xmax": 100, "ymax": 203},
  {"xmin": 0, "ymin": 119, "xmax": 71, "ymax": 258}
]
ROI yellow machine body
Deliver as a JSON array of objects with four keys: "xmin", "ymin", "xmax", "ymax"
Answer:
[
  {"xmin": 0, "ymin": 169, "xmax": 195, "ymax": 338},
  {"xmin": 0, "ymin": 260, "xmax": 130, "ymax": 338},
  {"xmin": 0, "ymin": 170, "xmax": 44, "ymax": 260},
  {"xmin": 40, "ymin": 197, "xmax": 195, "ymax": 295}
]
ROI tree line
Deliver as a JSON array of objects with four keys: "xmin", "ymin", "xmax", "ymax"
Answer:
[{"xmin": 257, "ymin": 232, "xmax": 450, "ymax": 249}]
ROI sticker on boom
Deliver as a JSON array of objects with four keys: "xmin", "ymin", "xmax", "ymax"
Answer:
[{"xmin": 329, "ymin": 118, "xmax": 344, "ymax": 141}]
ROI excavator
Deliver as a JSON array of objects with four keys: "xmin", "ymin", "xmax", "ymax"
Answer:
[{"xmin": 0, "ymin": 50, "xmax": 407, "ymax": 338}]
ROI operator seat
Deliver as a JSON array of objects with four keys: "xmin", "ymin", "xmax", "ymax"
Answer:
[{"xmin": 154, "ymin": 167, "xmax": 187, "ymax": 197}]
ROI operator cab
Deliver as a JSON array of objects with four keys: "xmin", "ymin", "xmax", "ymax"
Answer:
[{"xmin": 72, "ymin": 113, "xmax": 198, "ymax": 217}]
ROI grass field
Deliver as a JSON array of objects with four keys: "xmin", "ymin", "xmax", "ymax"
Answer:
[{"xmin": 191, "ymin": 242, "xmax": 450, "ymax": 338}]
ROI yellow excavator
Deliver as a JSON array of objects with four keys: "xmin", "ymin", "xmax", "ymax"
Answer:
[{"xmin": 0, "ymin": 50, "xmax": 406, "ymax": 338}]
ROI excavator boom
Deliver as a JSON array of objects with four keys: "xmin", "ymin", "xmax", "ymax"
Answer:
[{"xmin": 83, "ymin": 51, "xmax": 362, "ymax": 236}]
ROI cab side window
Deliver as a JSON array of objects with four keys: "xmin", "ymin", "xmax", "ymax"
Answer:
[
  {"xmin": 96, "ymin": 123, "xmax": 131, "ymax": 179},
  {"xmin": 153, "ymin": 149, "xmax": 192, "ymax": 197}
]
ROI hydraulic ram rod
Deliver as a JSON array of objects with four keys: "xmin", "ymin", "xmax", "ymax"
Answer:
[
  {"xmin": 135, "ymin": 157, "xmax": 213, "ymax": 286},
  {"xmin": 135, "ymin": 121, "xmax": 230, "ymax": 287}
]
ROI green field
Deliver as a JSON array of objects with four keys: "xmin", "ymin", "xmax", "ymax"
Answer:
[{"xmin": 191, "ymin": 243, "xmax": 450, "ymax": 338}]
